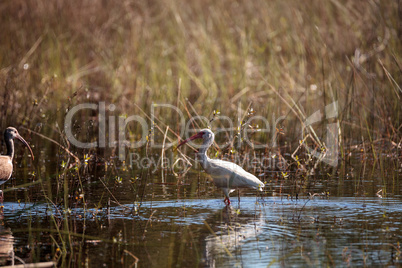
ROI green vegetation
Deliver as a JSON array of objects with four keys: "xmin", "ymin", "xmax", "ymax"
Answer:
[{"xmin": 1, "ymin": 0, "xmax": 400, "ymax": 193}]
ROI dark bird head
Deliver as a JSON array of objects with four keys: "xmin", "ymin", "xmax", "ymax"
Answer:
[{"xmin": 4, "ymin": 127, "xmax": 34, "ymax": 160}]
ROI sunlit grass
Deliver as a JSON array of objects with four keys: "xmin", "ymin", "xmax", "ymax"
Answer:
[{"xmin": 0, "ymin": 0, "xmax": 401, "ymax": 266}]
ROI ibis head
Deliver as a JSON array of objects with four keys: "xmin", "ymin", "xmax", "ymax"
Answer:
[{"xmin": 4, "ymin": 127, "xmax": 34, "ymax": 160}]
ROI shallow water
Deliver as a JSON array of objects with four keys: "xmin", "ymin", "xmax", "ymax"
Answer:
[
  {"xmin": 0, "ymin": 147, "xmax": 400, "ymax": 267},
  {"xmin": 0, "ymin": 178, "xmax": 401, "ymax": 267}
]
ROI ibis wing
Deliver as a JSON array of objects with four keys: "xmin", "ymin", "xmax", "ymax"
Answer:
[
  {"xmin": 0, "ymin": 156, "xmax": 13, "ymax": 184},
  {"xmin": 205, "ymin": 159, "xmax": 264, "ymax": 190}
]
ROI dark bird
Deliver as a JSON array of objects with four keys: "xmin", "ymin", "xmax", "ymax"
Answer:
[{"xmin": 0, "ymin": 127, "xmax": 34, "ymax": 202}]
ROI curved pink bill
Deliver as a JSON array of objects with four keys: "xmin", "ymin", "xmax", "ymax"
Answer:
[
  {"xmin": 16, "ymin": 134, "xmax": 34, "ymax": 160},
  {"xmin": 177, "ymin": 132, "xmax": 204, "ymax": 149}
]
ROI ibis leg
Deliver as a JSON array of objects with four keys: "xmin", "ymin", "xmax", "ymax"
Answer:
[{"xmin": 224, "ymin": 197, "xmax": 231, "ymax": 206}]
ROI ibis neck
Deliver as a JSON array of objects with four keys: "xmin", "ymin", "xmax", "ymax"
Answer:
[
  {"xmin": 196, "ymin": 152, "xmax": 209, "ymax": 170},
  {"xmin": 196, "ymin": 146, "xmax": 211, "ymax": 170},
  {"xmin": 5, "ymin": 138, "xmax": 14, "ymax": 159},
  {"xmin": 196, "ymin": 136, "xmax": 214, "ymax": 169}
]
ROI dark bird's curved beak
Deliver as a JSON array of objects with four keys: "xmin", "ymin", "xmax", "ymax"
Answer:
[{"xmin": 16, "ymin": 134, "xmax": 34, "ymax": 160}]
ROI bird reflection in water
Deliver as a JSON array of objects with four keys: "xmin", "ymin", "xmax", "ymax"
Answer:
[
  {"xmin": 0, "ymin": 214, "xmax": 14, "ymax": 266},
  {"xmin": 204, "ymin": 205, "xmax": 264, "ymax": 267}
]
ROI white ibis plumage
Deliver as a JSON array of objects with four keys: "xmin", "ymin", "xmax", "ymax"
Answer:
[
  {"xmin": 177, "ymin": 129, "xmax": 264, "ymax": 205},
  {"xmin": 0, "ymin": 127, "xmax": 34, "ymax": 202}
]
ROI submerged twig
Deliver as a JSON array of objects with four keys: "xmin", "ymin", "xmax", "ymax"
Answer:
[{"xmin": 161, "ymin": 126, "xmax": 169, "ymax": 183}]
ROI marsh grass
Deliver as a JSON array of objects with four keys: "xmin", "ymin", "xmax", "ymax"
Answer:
[{"xmin": 0, "ymin": 0, "xmax": 401, "ymax": 266}]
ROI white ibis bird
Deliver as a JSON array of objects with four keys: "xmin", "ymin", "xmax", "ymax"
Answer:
[
  {"xmin": 0, "ymin": 127, "xmax": 34, "ymax": 202},
  {"xmin": 177, "ymin": 129, "xmax": 264, "ymax": 205}
]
